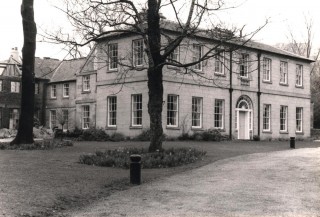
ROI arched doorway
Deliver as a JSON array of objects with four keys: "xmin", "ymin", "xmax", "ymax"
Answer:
[{"xmin": 236, "ymin": 96, "xmax": 253, "ymax": 140}]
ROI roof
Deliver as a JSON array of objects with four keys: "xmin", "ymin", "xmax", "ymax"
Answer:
[
  {"xmin": 97, "ymin": 19, "xmax": 314, "ymax": 62},
  {"xmin": 50, "ymin": 58, "xmax": 86, "ymax": 83},
  {"xmin": 35, "ymin": 57, "xmax": 61, "ymax": 79}
]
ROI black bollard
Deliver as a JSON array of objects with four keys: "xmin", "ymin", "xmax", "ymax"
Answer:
[
  {"xmin": 130, "ymin": 154, "xmax": 141, "ymax": 185},
  {"xmin": 290, "ymin": 137, "xmax": 295, "ymax": 149}
]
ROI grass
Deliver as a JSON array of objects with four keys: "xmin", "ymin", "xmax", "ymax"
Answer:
[{"xmin": 0, "ymin": 140, "xmax": 319, "ymax": 216}]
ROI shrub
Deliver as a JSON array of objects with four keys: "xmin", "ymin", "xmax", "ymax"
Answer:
[
  {"xmin": 134, "ymin": 129, "xmax": 151, "ymax": 141},
  {"xmin": 0, "ymin": 139, "xmax": 73, "ymax": 150},
  {"xmin": 253, "ymin": 135, "xmax": 260, "ymax": 141},
  {"xmin": 109, "ymin": 132, "xmax": 125, "ymax": 142},
  {"xmin": 79, "ymin": 128, "xmax": 110, "ymax": 141},
  {"xmin": 79, "ymin": 147, "xmax": 206, "ymax": 169},
  {"xmin": 178, "ymin": 133, "xmax": 190, "ymax": 141}
]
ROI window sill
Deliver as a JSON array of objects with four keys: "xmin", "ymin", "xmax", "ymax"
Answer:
[
  {"xmin": 295, "ymin": 85, "xmax": 304, "ymax": 89},
  {"xmin": 279, "ymin": 83, "xmax": 288, "ymax": 86},
  {"xmin": 106, "ymin": 126, "xmax": 117, "ymax": 130},
  {"xmin": 130, "ymin": 126, "xmax": 142, "ymax": 129},
  {"xmin": 262, "ymin": 80, "xmax": 272, "ymax": 84},
  {"xmin": 214, "ymin": 72, "xmax": 225, "ymax": 77},
  {"xmin": 107, "ymin": 69, "xmax": 118, "ymax": 73},
  {"xmin": 63, "ymin": 96, "xmax": 69, "ymax": 99},
  {"xmin": 82, "ymin": 91, "xmax": 91, "ymax": 94},
  {"xmin": 166, "ymin": 126, "xmax": 180, "ymax": 130},
  {"xmin": 262, "ymin": 130, "xmax": 272, "ymax": 134},
  {"xmin": 191, "ymin": 127, "xmax": 204, "ymax": 131},
  {"xmin": 50, "ymin": 97, "xmax": 57, "ymax": 100},
  {"xmin": 279, "ymin": 131, "xmax": 288, "ymax": 134},
  {"xmin": 295, "ymin": 131, "xmax": 304, "ymax": 135}
]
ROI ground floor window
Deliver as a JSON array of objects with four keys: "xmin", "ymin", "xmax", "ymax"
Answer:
[
  {"xmin": 263, "ymin": 104, "xmax": 271, "ymax": 131},
  {"xmin": 0, "ymin": 108, "xmax": 2, "ymax": 128},
  {"xmin": 280, "ymin": 105, "xmax": 288, "ymax": 131},
  {"xmin": 82, "ymin": 105, "xmax": 90, "ymax": 129},
  {"xmin": 50, "ymin": 110, "xmax": 56, "ymax": 129},
  {"xmin": 192, "ymin": 97, "xmax": 202, "ymax": 128},
  {"xmin": 214, "ymin": 99, "xmax": 224, "ymax": 129},
  {"xmin": 167, "ymin": 95, "xmax": 179, "ymax": 127},
  {"xmin": 107, "ymin": 96, "xmax": 117, "ymax": 127},
  {"xmin": 132, "ymin": 94, "xmax": 142, "ymax": 126},
  {"xmin": 62, "ymin": 110, "xmax": 69, "ymax": 131},
  {"xmin": 296, "ymin": 107, "xmax": 303, "ymax": 132}
]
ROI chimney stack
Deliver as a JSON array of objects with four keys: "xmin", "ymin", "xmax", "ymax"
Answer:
[{"xmin": 10, "ymin": 47, "xmax": 20, "ymax": 62}]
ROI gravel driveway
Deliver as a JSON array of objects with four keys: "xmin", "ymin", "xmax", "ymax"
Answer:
[{"xmin": 69, "ymin": 148, "xmax": 320, "ymax": 217}]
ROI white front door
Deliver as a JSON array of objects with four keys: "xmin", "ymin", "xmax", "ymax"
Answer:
[{"xmin": 238, "ymin": 111, "xmax": 249, "ymax": 140}]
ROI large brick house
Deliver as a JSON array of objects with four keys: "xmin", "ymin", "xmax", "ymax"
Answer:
[
  {"xmin": 71, "ymin": 24, "xmax": 313, "ymax": 140},
  {"xmin": 1, "ymin": 24, "xmax": 314, "ymax": 140}
]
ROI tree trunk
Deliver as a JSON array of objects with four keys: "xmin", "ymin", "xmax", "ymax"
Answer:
[
  {"xmin": 11, "ymin": 0, "xmax": 37, "ymax": 145},
  {"xmin": 148, "ymin": 66, "xmax": 164, "ymax": 152},
  {"xmin": 147, "ymin": 0, "xmax": 165, "ymax": 152}
]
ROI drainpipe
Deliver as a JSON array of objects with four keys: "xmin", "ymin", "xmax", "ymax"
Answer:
[
  {"xmin": 257, "ymin": 52, "xmax": 261, "ymax": 137},
  {"xmin": 229, "ymin": 51, "xmax": 233, "ymax": 140}
]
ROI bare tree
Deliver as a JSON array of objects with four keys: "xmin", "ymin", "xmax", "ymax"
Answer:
[
  {"xmin": 11, "ymin": 0, "xmax": 37, "ymax": 145},
  {"xmin": 44, "ymin": 0, "xmax": 267, "ymax": 151}
]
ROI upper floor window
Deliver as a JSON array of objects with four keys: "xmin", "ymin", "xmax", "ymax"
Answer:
[
  {"xmin": 133, "ymin": 39, "xmax": 144, "ymax": 66},
  {"xmin": 82, "ymin": 75, "xmax": 90, "ymax": 92},
  {"xmin": 280, "ymin": 61, "xmax": 288, "ymax": 84},
  {"xmin": 192, "ymin": 97, "xmax": 202, "ymax": 128},
  {"xmin": 214, "ymin": 51, "xmax": 224, "ymax": 74},
  {"xmin": 82, "ymin": 105, "xmax": 90, "ymax": 129},
  {"xmin": 280, "ymin": 105, "xmax": 288, "ymax": 131},
  {"xmin": 107, "ymin": 96, "xmax": 117, "ymax": 127},
  {"xmin": 108, "ymin": 43, "xmax": 118, "ymax": 70},
  {"xmin": 296, "ymin": 107, "xmax": 303, "ymax": 132},
  {"xmin": 168, "ymin": 47, "xmax": 179, "ymax": 63},
  {"xmin": 63, "ymin": 83, "xmax": 69, "ymax": 97},
  {"xmin": 167, "ymin": 95, "xmax": 179, "ymax": 127},
  {"xmin": 262, "ymin": 58, "xmax": 271, "ymax": 82},
  {"xmin": 192, "ymin": 44, "xmax": 202, "ymax": 71},
  {"xmin": 0, "ymin": 80, "xmax": 2, "ymax": 91},
  {"xmin": 11, "ymin": 81, "xmax": 20, "ymax": 93},
  {"xmin": 296, "ymin": 64, "xmax": 303, "ymax": 87},
  {"xmin": 239, "ymin": 53, "xmax": 249, "ymax": 77},
  {"xmin": 214, "ymin": 99, "xmax": 224, "ymax": 129},
  {"xmin": 132, "ymin": 94, "xmax": 142, "ymax": 126},
  {"xmin": 263, "ymin": 104, "xmax": 271, "ymax": 131},
  {"xmin": 51, "ymin": 84, "xmax": 56, "ymax": 98}
]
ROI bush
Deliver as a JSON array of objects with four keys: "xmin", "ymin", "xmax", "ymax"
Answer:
[
  {"xmin": 79, "ymin": 147, "xmax": 206, "ymax": 169},
  {"xmin": 190, "ymin": 129, "xmax": 223, "ymax": 141},
  {"xmin": 109, "ymin": 132, "xmax": 125, "ymax": 142},
  {"xmin": 78, "ymin": 128, "xmax": 110, "ymax": 141},
  {"xmin": 0, "ymin": 139, "xmax": 73, "ymax": 150},
  {"xmin": 134, "ymin": 129, "xmax": 151, "ymax": 141},
  {"xmin": 253, "ymin": 135, "xmax": 260, "ymax": 141},
  {"xmin": 178, "ymin": 133, "xmax": 190, "ymax": 141}
]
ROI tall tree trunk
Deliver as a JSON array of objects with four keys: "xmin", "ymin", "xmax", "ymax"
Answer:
[
  {"xmin": 148, "ymin": 66, "xmax": 164, "ymax": 152},
  {"xmin": 11, "ymin": 0, "xmax": 37, "ymax": 145},
  {"xmin": 147, "ymin": 0, "xmax": 164, "ymax": 152}
]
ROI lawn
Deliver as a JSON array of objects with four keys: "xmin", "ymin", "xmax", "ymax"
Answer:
[{"xmin": 0, "ymin": 139, "xmax": 319, "ymax": 216}]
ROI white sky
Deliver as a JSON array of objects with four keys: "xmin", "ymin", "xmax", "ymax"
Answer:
[{"xmin": 0, "ymin": 0, "xmax": 319, "ymax": 60}]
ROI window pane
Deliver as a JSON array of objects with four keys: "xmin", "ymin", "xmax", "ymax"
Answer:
[
  {"xmin": 214, "ymin": 99, "xmax": 223, "ymax": 128},
  {"xmin": 132, "ymin": 94, "xmax": 142, "ymax": 126},
  {"xmin": 108, "ymin": 96, "xmax": 117, "ymax": 126},
  {"xmin": 192, "ymin": 97, "xmax": 202, "ymax": 127},
  {"xmin": 167, "ymin": 95, "xmax": 178, "ymax": 126}
]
